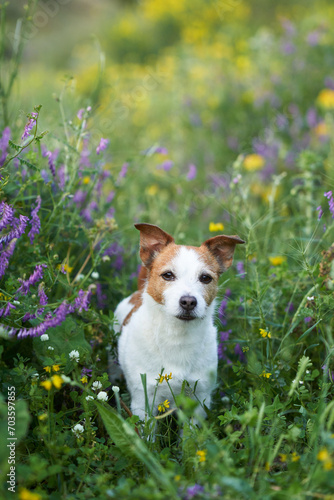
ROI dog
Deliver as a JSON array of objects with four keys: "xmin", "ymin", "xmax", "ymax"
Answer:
[{"xmin": 114, "ymin": 223, "xmax": 244, "ymax": 421}]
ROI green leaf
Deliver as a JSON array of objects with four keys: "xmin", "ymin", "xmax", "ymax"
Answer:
[
  {"xmin": 18, "ymin": 156, "xmax": 39, "ymax": 171},
  {"xmin": 95, "ymin": 401, "xmax": 177, "ymax": 497},
  {"xmin": 8, "ymin": 140, "xmax": 21, "ymax": 152}
]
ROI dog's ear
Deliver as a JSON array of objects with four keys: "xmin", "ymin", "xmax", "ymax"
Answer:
[
  {"xmin": 134, "ymin": 223, "xmax": 175, "ymax": 267},
  {"xmin": 201, "ymin": 234, "xmax": 245, "ymax": 273}
]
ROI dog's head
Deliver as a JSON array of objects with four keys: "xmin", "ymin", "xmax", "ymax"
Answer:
[{"xmin": 135, "ymin": 223, "xmax": 245, "ymax": 321}]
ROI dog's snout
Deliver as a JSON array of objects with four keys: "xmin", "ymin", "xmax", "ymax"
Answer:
[{"xmin": 179, "ymin": 295, "xmax": 197, "ymax": 311}]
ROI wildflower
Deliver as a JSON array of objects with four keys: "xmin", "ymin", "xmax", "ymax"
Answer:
[
  {"xmin": 0, "ymin": 201, "xmax": 14, "ymax": 231},
  {"xmin": 317, "ymin": 448, "xmax": 333, "ymax": 470},
  {"xmin": 316, "ymin": 206, "xmax": 324, "ymax": 220},
  {"xmin": 158, "ymin": 399, "xmax": 170, "ymax": 413},
  {"xmin": 236, "ymin": 261, "xmax": 246, "ymax": 278},
  {"xmin": 97, "ymin": 391, "xmax": 108, "ymax": 401},
  {"xmin": 269, "ymin": 256, "xmax": 287, "ymax": 266},
  {"xmin": 91, "ymin": 271, "xmax": 99, "ymax": 279},
  {"xmin": 157, "ymin": 373, "xmax": 165, "ymax": 384},
  {"xmin": 72, "ymin": 289, "xmax": 91, "ymax": 313},
  {"xmin": 165, "ymin": 372, "xmax": 172, "ymax": 381},
  {"xmin": 40, "ymin": 334, "xmax": 49, "ymax": 341},
  {"xmin": 38, "ymin": 413, "xmax": 47, "ymax": 421},
  {"xmin": 82, "ymin": 176, "xmax": 90, "ymax": 184},
  {"xmin": 147, "ymin": 184, "xmax": 159, "ymax": 196},
  {"xmin": 0, "ymin": 302, "xmax": 16, "ymax": 318},
  {"xmin": 260, "ymin": 371, "xmax": 272, "ymax": 378},
  {"xmin": 0, "ymin": 214, "xmax": 29, "ymax": 247},
  {"xmin": 96, "ymin": 137, "xmax": 109, "ymax": 155},
  {"xmin": 86, "ymin": 395, "xmax": 94, "ymax": 401},
  {"xmin": 72, "ymin": 423, "xmax": 84, "ymax": 438},
  {"xmin": 112, "ymin": 385, "xmax": 120, "ymax": 393},
  {"xmin": 51, "ymin": 374, "xmax": 64, "ymax": 389},
  {"xmin": 57, "ymin": 263, "xmax": 73, "ymax": 274},
  {"xmin": 69, "ymin": 350, "xmax": 80, "ymax": 362},
  {"xmin": 186, "ymin": 484, "xmax": 204, "ymax": 499},
  {"xmin": 46, "ymin": 151, "xmax": 57, "ymax": 177},
  {"xmin": 260, "ymin": 328, "xmax": 271, "ymax": 338},
  {"xmin": 313, "ymin": 122, "xmax": 328, "ymax": 137},
  {"xmin": 243, "ymin": 154, "xmax": 265, "ymax": 171},
  {"xmin": 19, "ymin": 488, "xmax": 42, "ymax": 500},
  {"xmin": 157, "ymin": 159, "xmax": 174, "ymax": 171},
  {"xmin": 21, "ymin": 111, "xmax": 38, "ymax": 140},
  {"xmin": 44, "ymin": 364, "xmax": 60, "ymax": 373},
  {"xmin": 291, "ymin": 452, "xmax": 300, "ymax": 462},
  {"xmin": 92, "ymin": 381, "xmax": 102, "ymax": 391},
  {"xmin": 38, "ymin": 283, "xmax": 48, "ymax": 307},
  {"xmin": 17, "ymin": 263, "xmax": 47, "ymax": 295},
  {"xmin": 317, "ymin": 88, "xmax": 334, "ymax": 109},
  {"xmin": 324, "ymin": 191, "xmax": 334, "ymax": 218},
  {"xmin": 48, "ymin": 346, "xmax": 54, "ymax": 351},
  {"xmin": 209, "ymin": 222, "xmax": 224, "ymax": 232},
  {"xmin": 0, "ymin": 126, "xmax": 11, "ymax": 166},
  {"xmin": 80, "ymin": 376, "xmax": 88, "ymax": 384},
  {"xmin": 40, "ymin": 380, "xmax": 52, "ymax": 391},
  {"xmin": 186, "ymin": 163, "xmax": 197, "ymax": 180},
  {"xmin": 61, "ymin": 375, "xmax": 71, "ymax": 383},
  {"xmin": 118, "ymin": 162, "xmax": 128, "ymax": 181},
  {"xmin": 196, "ymin": 450, "xmax": 207, "ymax": 463},
  {"xmin": 279, "ymin": 453, "xmax": 287, "ymax": 462}
]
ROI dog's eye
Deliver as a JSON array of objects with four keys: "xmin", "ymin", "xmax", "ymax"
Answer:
[
  {"xmin": 199, "ymin": 274, "xmax": 213, "ymax": 284},
  {"xmin": 161, "ymin": 271, "xmax": 176, "ymax": 281}
]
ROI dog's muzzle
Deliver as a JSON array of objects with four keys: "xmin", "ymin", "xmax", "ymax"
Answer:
[{"xmin": 177, "ymin": 295, "xmax": 198, "ymax": 321}]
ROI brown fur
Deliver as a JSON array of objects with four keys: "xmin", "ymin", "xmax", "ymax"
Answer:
[{"xmin": 123, "ymin": 291, "xmax": 143, "ymax": 326}]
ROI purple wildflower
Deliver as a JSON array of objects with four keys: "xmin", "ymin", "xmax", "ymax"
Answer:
[
  {"xmin": 218, "ymin": 329, "xmax": 232, "ymax": 364},
  {"xmin": 118, "ymin": 162, "xmax": 128, "ymax": 181},
  {"xmin": 96, "ymin": 283, "xmax": 107, "ymax": 309},
  {"xmin": 218, "ymin": 298, "xmax": 228, "ymax": 326},
  {"xmin": 77, "ymin": 108, "xmax": 85, "ymax": 120},
  {"xmin": 316, "ymin": 206, "xmax": 324, "ymax": 220},
  {"xmin": 17, "ymin": 264, "xmax": 47, "ymax": 295},
  {"xmin": 22, "ymin": 312, "xmax": 36, "ymax": 323},
  {"xmin": 306, "ymin": 108, "xmax": 318, "ymax": 128},
  {"xmin": 0, "ymin": 127, "xmax": 11, "ymax": 166},
  {"xmin": 21, "ymin": 112, "xmax": 38, "ymax": 140},
  {"xmin": 157, "ymin": 159, "xmax": 174, "ymax": 171},
  {"xmin": 155, "ymin": 146, "xmax": 168, "ymax": 154},
  {"xmin": 236, "ymin": 260, "xmax": 246, "ymax": 278},
  {"xmin": 81, "ymin": 367, "xmax": 93, "ymax": 378},
  {"xmin": 58, "ymin": 165, "xmax": 66, "ymax": 190},
  {"xmin": 72, "ymin": 289, "xmax": 91, "ymax": 313},
  {"xmin": 38, "ymin": 283, "xmax": 48, "ymax": 306},
  {"xmin": 28, "ymin": 196, "xmax": 41, "ymax": 244},
  {"xmin": 73, "ymin": 190, "xmax": 87, "ymax": 207},
  {"xmin": 96, "ymin": 138, "xmax": 109, "ymax": 155},
  {"xmin": 0, "ymin": 302, "xmax": 16, "ymax": 318},
  {"xmin": 46, "ymin": 151, "xmax": 57, "ymax": 177},
  {"xmin": 0, "ymin": 214, "xmax": 29, "ymax": 246},
  {"xmin": 0, "ymin": 202, "xmax": 15, "ymax": 231},
  {"xmin": 324, "ymin": 191, "xmax": 334, "ymax": 218},
  {"xmin": 0, "ymin": 239, "xmax": 17, "ymax": 278},
  {"xmin": 186, "ymin": 163, "xmax": 197, "ymax": 180},
  {"xmin": 285, "ymin": 302, "xmax": 294, "ymax": 313},
  {"xmin": 106, "ymin": 191, "xmax": 115, "ymax": 203},
  {"xmin": 235, "ymin": 343, "xmax": 246, "ymax": 363},
  {"xmin": 307, "ymin": 30, "xmax": 322, "ymax": 46},
  {"xmin": 186, "ymin": 484, "xmax": 204, "ymax": 499},
  {"xmin": 17, "ymin": 301, "xmax": 69, "ymax": 338},
  {"xmin": 304, "ymin": 316, "xmax": 312, "ymax": 324}
]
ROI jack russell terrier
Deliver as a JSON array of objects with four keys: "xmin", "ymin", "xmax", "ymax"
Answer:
[{"xmin": 114, "ymin": 223, "xmax": 244, "ymax": 421}]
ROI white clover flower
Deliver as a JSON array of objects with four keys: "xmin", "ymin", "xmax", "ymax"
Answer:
[
  {"xmin": 85, "ymin": 395, "xmax": 94, "ymax": 401},
  {"xmin": 31, "ymin": 372, "xmax": 39, "ymax": 379},
  {"xmin": 13, "ymin": 300, "xmax": 20, "ymax": 305},
  {"xmin": 307, "ymin": 296, "xmax": 315, "ymax": 301},
  {"xmin": 72, "ymin": 423, "xmax": 84, "ymax": 438},
  {"xmin": 102, "ymin": 255, "xmax": 110, "ymax": 262},
  {"xmin": 69, "ymin": 350, "xmax": 80, "ymax": 362},
  {"xmin": 75, "ymin": 274, "xmax": 85, "ymax": 282},
  {"xmin": 91, "ymin": 271, "xmax": 99, "ymax": 279},
  {"xmin": 112, "ymin": 385, "xmax": 120, "ymax": 394},
  {"xmin": 92, "ymin": 381, "xmax": 102, "ymax": 391},
  {"xmin": 299, "ymin": 381, "xmax": 304, "ymax": 384},
  {"xmin": 61, "ymin": 375, "xmax": 71, "ymax": 383},
  {"xmin": 97, "ymin": 391, "xmax": 108, "ymax": 401},
  {"xmin": 48, "ymin": 346, "xmax": 54, "ymax": 351},
  {"xmin": 40, "ymin": 334, "xmax": 49, "ymax": 341}
]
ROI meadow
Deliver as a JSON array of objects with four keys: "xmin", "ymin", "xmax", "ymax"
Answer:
[{"xmin": 0, "ymin": 0, "xmax": 334, "ymax": 498}]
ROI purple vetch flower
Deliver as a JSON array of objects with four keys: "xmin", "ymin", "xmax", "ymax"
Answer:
[
  {"xmin": 81, "ymin": 367, "xmax": 93, "ymax": 377},
  {"xmin": 285, "ymin": 302, "xmax": 294, "ymax": 313},
  {"xmin": 155, "ymin": 146, "xmax": 168, "ymax": 154},
  {"xmin": 235, "ymin": 343, "xmax": 246, "ymax": 363},
  {"xmin": 0, "ymin": 214, "xmax": 29, "ymax": 246},
  {"xmin": 316, "ymin": 206, "xmax": 324, "ymax": 220},
  {"xmin": 107, "ymin": 191, "xmax": 115, "ymax": 203},
  {"xmin": 186, "ymin": 163, "xmax": 197, "ymax": 180},
  {"xmin": 80, "ymin": 138, "xmax": 91, "ymax": 168},
  {"xmin": 0, "ymin": 302, "xmax": 16, "ymax": 318},
  {"xmin": 236, "ymin": 260, "xmax": 246, "ymax": 278},
  {"xmin": 324, "ymin": 77, "xmax": 334, "ymax": 90},
  {"xmin": 96, "ymin": 138, "xmax": 109, "ymax": 155},
  {"xmin": 186, "ymin": 484, "xmax": 204, "ymax": 499},
  {"xmin": 218, "ymin": 329, "xmax": 232, "ymax": 364},
  {"xmin": 118, "ymin": 163, "xmax": 128, "ymax": 181},
  {"xmin": 38, "ymin": 283, "xmax": 48, "ymax": 306},
  {"xmin": 0, "ymin": 126, "xmax": 11, "ymax": 166},
  {"xmin": 218, "ymin": 290, "xmax": 231, "ymax": 326},
  {"xmin": 17, "ymin": 301, "xmax": 69, "ymax": 338},
  {"xmin": 306, "ymin": 30, "xmax": 322, "ymax": 46},
  {"xmin": 73, "ymin": 190, "xmax": 87, "ymax": 207},
  {"xmin": 22, "ymin": 312, "xmax": 36, "ymax": 323},
  {"xmin": 72, "ymin": 289, "xmax": 91, "ymax": 313},
  {"xmin": 0, "ymin": 202, "xmax": 15, "ymax": 231},
  {"xmin": 0, "ymin": 239, "xmax": 17, "ymax": 278},
  {"xmin": 96, "ymin": 283, "xmax": 107, "ymax": 309},
  {"xmin": 304, "ymin": 316, "xmax": 312, "ymax": 324},
  {"xmin": 77, "ymin": 108, "xmax": 85, "ymax": 120},
  {"xmin": 21, "ymin": 112, "xmax": 38, "ymax": 140},
  {"xmin": 306, "ymin": 108, "xmax": 318, "ymax": 128},
  {"xmin": 46, "ymin": 151, "xmax": 57, "ymax": 177},
  {"xmin": 156, "ymin": 159, "xmax": 174, "ymax": 171},
  {"xmin": 17, "ymin": 264, "xmax": 47, "ymax": 295},
  {"xmin": 28, "ymin": 196, "xmax": 41, "ymax": 244},
  {"xmin": 324, "ymin": 191, "xmax": 334, "ymax": 218}
]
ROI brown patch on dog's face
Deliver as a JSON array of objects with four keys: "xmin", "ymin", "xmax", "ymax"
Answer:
[{"xmin": 146, "ymin": 243, "xmax": 180, "ymax": 305}]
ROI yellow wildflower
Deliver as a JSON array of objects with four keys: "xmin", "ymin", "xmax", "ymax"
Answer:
[
  {"xmin": 196, "ymin": 449, "xmax": 207, "ymax": 463},
  {"xmin": 40, "ymin": 380, "xmax": 52, "ymax": 391},
  {"xmin": 157, "ymin": 373, "xmax": 165, "ymax": 384},
  {"xmin": 279, "ymin": 453, "xmax": 287, "ymax": 462},
  {"xmin": 313, "ymin": 122, "xmax": 328, "ymax": 137},
  {"xmin": 52, "ymin": 364, "xmax": 60, "ymax": 372},
  {"xmin": 82, "ymin": 176, "xmax": 90, "ymax": 185},
  {"xmin": 174, "ymin": 475, "xmax": 181, "ymax": 481},
  {"xmin": 51, "ymin": 375, "xmax": 64, "ymax": 389},
  {"xmin": 317, "ymin": 88, "xmax": 334, "ymax": 109},
  {"xmin": 147, "ymin": 184, "xmax": 159, "ymax": 196},
  {"xmin": 80, "ymin": 376, "xmax": 88, "ymax": 384},
  {"xmin": 38, "ymin": 413, "xmax": 48, "ymax": 421},
  {"xmin": 243, "ymin": 154, "xmax": 265, "ymax": 171},
  {"xmin": 43, "ymin": 364, "xmax": 60, "ymax": 373},
  {"xmin": 260, "ymin": 371, "xmax": 272, "ymax": 379},
  {"xmin": 291, "ymin": 452, "xmax": 300, "ymax": 462},
  {"xmin": 317, "ymin": 448, "xmax": 333, "ymax": 470},
  {"xmin": 19, "ymin": 488, "xmax": 42, "ymax": 500},
  {"xmin": 269, "ymin": 256, "xmax": 287, "ymax": 266},
  {"xmin": 158, "ymin": 399, "xmax": 170, "ymax": 413},
  {"xmin": 43, "ymin": 366, "xmax": 52, "ymax": 373},
  {"xmin": 165, "ymin": 372, "xmax": 172, "ymax": 381},
  {"xmin": 209, "ymin": 222, "xmax": 224, "ymax": 232},
  {"xmin": 259, "ymin": 328, "xmax": 271, "ymax": 338},
  {"xmin": 265, "ymin": 461, "xmax": 270, "ymax": 471}
]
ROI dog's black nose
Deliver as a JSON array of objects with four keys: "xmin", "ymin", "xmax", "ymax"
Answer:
[{"xmin": 179, "ymin": 295, "xmax": 197, "ymax": 311}]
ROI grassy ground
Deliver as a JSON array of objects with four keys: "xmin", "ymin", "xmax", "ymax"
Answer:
[{"xmin": 1, "ymin": 1, "xmax": 334, "ymax": 498}]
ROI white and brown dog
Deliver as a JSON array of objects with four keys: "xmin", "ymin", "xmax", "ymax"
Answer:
[{"xmin": 114, "ymin": 223, "xmax": 244, "ymax": 421}]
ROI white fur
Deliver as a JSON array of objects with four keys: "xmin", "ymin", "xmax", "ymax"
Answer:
[{"xmin": 116, "ymin": 247, "xmax": 218, "ymax": 421}]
